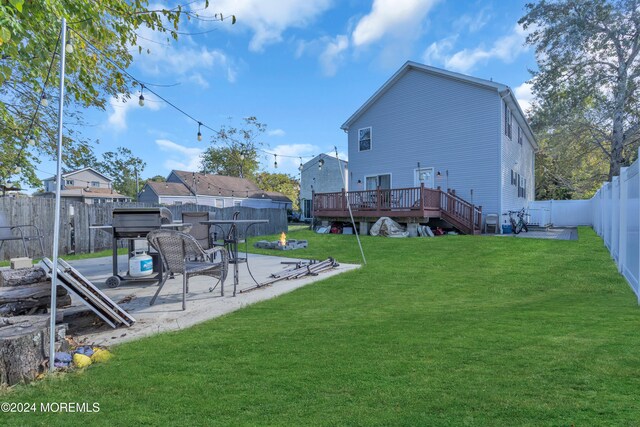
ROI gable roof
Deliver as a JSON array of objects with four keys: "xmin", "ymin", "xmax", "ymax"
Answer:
[
  {"xmin": 43, "ymin": 167, "xmax": 114, "ymax": 183},
  {"xmin": 156, "ymin": 171, "xmax": 291, "ymax": 202},
  {"xmin": 341, "ymin": 60, "xmax": 538, "ymax": 150}
]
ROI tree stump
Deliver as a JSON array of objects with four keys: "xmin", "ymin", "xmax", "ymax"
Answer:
[
  {"xmin": 0, "ymin": 314, "xmax": 65, "ymax": 386},
  {"xmin": 0, "ymin": 267, "xmax": 47, "ymax": 287}
]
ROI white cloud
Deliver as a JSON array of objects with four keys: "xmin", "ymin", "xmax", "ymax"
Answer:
[
  {"xmin": 453, "ymin": 8, "xmax": 491, "ymax": 33},
  {"xmin": 107, "ymin": 93, "xmax": 162, "ymax": 131},
  {"xmin": 514, "ymin": 82, "xmax": 534, "ymax": 113},
  {"xmin": 155, "ymin": 139, "xmax": 204, "ymax": 171},
  {"xmin": 422, "ymin": 36, "xmax": 457, "ymax": 65},
  {"xmin": 134, "ymin": 26, "xmax": 237, "ymax": 84},
  {"xmin": 268, "ymin": 128, "xmax": 286, "ymax": 137},
  {"xmin": 192, "ymin": 0, "xmax": 333, "ymax": 52},
  {"xmin": 319, "ymin": 34, "xmax": 349, "ymax": 76},
  {"xmin": 352, "ymin": 0, "xmax": 440, "ymax": 48},
  {"xmin": 444, "ymin": 24, "xmax": 529, "ymax": 73}
]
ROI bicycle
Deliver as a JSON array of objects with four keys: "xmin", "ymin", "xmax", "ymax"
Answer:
[{"xmin": 503, "ymin": 208, "xmax": 529, "ymax": 234}]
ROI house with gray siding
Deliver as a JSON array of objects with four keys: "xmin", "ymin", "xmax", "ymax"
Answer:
[
  {"xmin": 36, "ymin": 167, "xmax": 130, "ymax": 204},
  {"xmin": 300, "ymin": 154, "xmax": 348, "ymax": 221},
  {"xmin": 313, "ymin": 61, "xmax": 537, "ymax": 234},
  {"xmin": 138, "ymin": 170, "xmax": 292, "ymax": 210}
]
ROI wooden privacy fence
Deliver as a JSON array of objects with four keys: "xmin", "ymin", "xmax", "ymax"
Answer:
[{"xmin": 0, "ymin": 199, "xmax": 287, "ymax": 260}]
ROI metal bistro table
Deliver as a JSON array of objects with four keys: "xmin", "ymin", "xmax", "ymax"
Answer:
[{"xmin": 201, "ymin": 219, "xmax": 269, "ymax": 296}]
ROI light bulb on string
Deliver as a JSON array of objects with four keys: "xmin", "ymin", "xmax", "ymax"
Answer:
[
  {"xmin": 197, "ymin": 122, "xmax": 202, "ymax": 141},
  {"xmin": 318, "ymin": 158, "xmax": 325, "ymax": 171},
  {"xmin": 65, "ymin": 36, "xmax": 74, "ymax": 54},
  {"xmin": 138, "ymin": 84, "xmax": 145, "ymax": 107},
  {"xmin": 273, "ymin": 154, "xmax": 278, "ymax": 169},
  {"xmin": 298, "ymin": 157, "xmax": 303, "ymax": 171},
  {"xmin": 28, "ymin": 135, "xmax": 36, "ymax": 146},
  {"xmin": 240, "ymin": 150, "xmax": 245, "ymax": 160},
  {"xmin": 14, "ymin": 166, "xmax": 21, "ymax": 174},
  {"xmin": 41, "ymin": 93, "xmax": 49, "ymax": 107}
]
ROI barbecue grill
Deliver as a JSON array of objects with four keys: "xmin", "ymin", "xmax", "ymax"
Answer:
[{"xmin": 100, "ymin": 208, "xmax": 176, "ymax": 288}]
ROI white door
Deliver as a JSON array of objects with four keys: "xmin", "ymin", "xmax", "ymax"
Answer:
[{"xmin": 414, "ymin": 167, "xmax": 434, "ymax": 188}]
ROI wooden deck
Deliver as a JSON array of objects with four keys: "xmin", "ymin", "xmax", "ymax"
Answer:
[{"xmin": 312, "ymin": 185, "xmax": 482, "ymax": 235}]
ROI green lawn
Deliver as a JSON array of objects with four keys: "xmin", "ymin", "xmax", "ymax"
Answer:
[{"xmin": 3, "ymin": 227, "xmax": 640, "ymax": 426}]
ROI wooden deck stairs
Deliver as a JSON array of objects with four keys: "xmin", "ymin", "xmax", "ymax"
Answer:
[{"xmin": 313, "ymin": 184, "xmax": 482, "ymax": 235}]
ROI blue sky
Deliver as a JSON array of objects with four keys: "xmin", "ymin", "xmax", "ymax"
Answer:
[{"xmin": 37, "ymin": 0, "xmax": 538, "ymax": 189}]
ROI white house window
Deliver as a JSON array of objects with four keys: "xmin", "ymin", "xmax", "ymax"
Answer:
[
  {"xmin": 511, "ymin": 170, "xmax": 517, "ymax": 186},
  {"xmin": 517, "ymin": 126, "xmax": 523, "ymax": 145},
  {"xmin": 518, "ymin": 176, "xmax": 527, "ymax": 198},
  {"xmin": 65, "ymin": 179, "xmax": 74, "ymax": 186},
  {"xmin": 174, "ymin": 201, "xmax": 182, "ymax": 205},
  {"xmin": 358, "ymin": 127, "xmax": 372, "ymax": 151},
  {"xmin": 91, "ymin": 181, "xmax": 100, "ymax": 187},
  {"xmin": 215, "ymin": 199, "xmax": 224, "ymax": 208},
  {"xmin": 233, "ymin": 200, "xmax": 242, "ymax": 207},
  {"xmin": 365, "ymin": 174, "xmax": 391, "ymax": 190},
  {"xmin": 504, "ymin": 102, "xmax": 512, "ymax": 139}
]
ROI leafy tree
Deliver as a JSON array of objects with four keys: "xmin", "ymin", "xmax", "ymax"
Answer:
[
  {"xmin": 0, "ymin": 0, "xmax": 233, "ymax": 188},
  {"xmin": 200, "ymin": 117, "xmax": 265, "ymax": 179},
  {"xmin": 96, "ymin": 147, "xmax": 146, "ymax": 198},
  {"xmin": 520, "ymin": 0, "xmax": 640, "ymax": 181},
  {"xmin": 254, "ymin": 172, "xmax": 300, "ymax": 211}
]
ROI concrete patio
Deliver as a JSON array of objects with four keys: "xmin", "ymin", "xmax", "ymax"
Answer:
[{"xmin": 61, "ymin": 253, "xmax": 360, "ymax": 346}]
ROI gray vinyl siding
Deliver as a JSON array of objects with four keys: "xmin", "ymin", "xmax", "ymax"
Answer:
[
  {"xmin": 347, "ymin": 68, "xmax": 501, "ymax": 215},
  {"xmin": 500, "ymin": 105, "xmax": 536, "ymax": 220}
]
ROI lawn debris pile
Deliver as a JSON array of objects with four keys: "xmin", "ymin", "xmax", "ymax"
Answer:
[{"xmin": 240, "ymin": 258, "xmax": 338, "ymax": 293}]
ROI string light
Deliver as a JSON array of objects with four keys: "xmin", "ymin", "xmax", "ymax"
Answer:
[
  {"xmin": 197, "ymin": 122, "xmax": 202, "ymax": 141},
  {"xmin": 240, "ymin": 150, "xmax": 245, "ymax": 160},
  {"xmin": 138, "ymin": 84, "xmax": 145, "ymax": 107},
  {"xmin": 318, "ymin": 158, "xmax": 325, "ymax": 171},
  {"xmin": 298, "ymin": 157, "xmax": 303, "ymax": 171},
  {"xmin": 65, "ymin": 35, "xmax": 73, "ymax": 54},
  {"xmin": 273, "ymin": 154, "xmax": 278, "ymax": 169},
  {"xmin": 28, "ymin": 135, "xmax": 36, "ymax": 146},
  {"xmin": 41, "ymin": 93, "xmax": 49, "ymax": 107}
]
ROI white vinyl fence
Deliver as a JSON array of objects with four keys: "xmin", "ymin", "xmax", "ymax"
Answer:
[
  {"xmin": 530, "ymin": 148, "xmax": 640, "ymax": 301},
  {"xmin": 592, "ymin": 156, "xmax": 640, "ymax": 299},
  {"xmin": 528, "ymin": 200, "xmax": 593, "ymax": 227}
]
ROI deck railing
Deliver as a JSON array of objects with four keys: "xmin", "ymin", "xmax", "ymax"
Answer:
[{"xmin": 313, "ymin": 185, "xmax": 482, "ymax": 234}]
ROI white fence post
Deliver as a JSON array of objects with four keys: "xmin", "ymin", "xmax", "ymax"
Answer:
[{"xmin": 619, "ymin": 167, "xmax": 628, "ymax": 274}]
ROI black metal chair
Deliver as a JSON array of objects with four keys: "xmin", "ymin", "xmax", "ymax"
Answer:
[
  {"xmin": 0, "ymin": 224, "xmax": 45, "ymax": 259},
  {"xmin": 147, "ymin": 229, "xmax": 228, "ymax": 311}
]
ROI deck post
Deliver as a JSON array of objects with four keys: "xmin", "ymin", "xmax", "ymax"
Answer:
[
  {"xmin": 341, "ymin": 188, "xmax": 346, "ymax": 211},
  {"xmin": 376, "ymin": 186, "xmax": 381, "ymax": 211},
  {"xmin": 420, "ymin": 183, "xmax": 425, "ymax": 211}
]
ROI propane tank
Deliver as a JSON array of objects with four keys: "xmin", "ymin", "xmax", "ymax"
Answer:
[{"xmin": 129, "ymin": 250, "xmax": 153, "ymax": 277}]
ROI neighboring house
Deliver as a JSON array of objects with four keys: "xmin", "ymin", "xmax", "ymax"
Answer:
[
  {"xmin": 36, "ymin": 167, "xmax": 131, "ymax": 204},
  {"xmin": 137, "ymin": 170, "xmax": 292, "ymax": 210},
  {"xmin": 314, "ymin": 61, "xmax": 538, "ymax": 234},
  {"xmin": 299, "ymin": 154, "xmax": 348, "ymax": 221}
]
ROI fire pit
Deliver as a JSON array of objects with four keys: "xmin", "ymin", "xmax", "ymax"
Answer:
[{"xmin": 254, "ymin": 232, "xmax": 308, "ymax": 251}]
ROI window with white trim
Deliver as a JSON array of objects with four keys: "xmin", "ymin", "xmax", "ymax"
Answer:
[
  {"xmin": 504, "ymin": 102, "xmax": 512, "ymax": 139},
  {"xmin": 65, "ymin": 179, "xmax": 74, "ymax": 186},
  {"xmin": 518, "ymin": 176, "xmax": 527, "ymax": 198},
  {"xmin": 358, "ymin": 127, "xmax": 372, "ymax": 152},
  {"xmin": 91, "ymin": 181, "xmax": 100, "ymax": 187},
  {"xmin": 517, "ymin": 126, "xmax": 523, "ymax": 145}
]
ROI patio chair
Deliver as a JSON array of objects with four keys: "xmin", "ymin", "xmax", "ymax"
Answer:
[
  {"xmin": 0, "ymin": 222, "xmax": 45, "ymax": 259},
  {"xmin": 147, "ymin": 229, "xmax": 228, "ymax": 311},
  {"xmin": 484, "ymin": 213, "xmax": 499, "ymax": 234},
  {"xmin": 181, "ymin": 211, "xmax": 213, "ymax": 250}
]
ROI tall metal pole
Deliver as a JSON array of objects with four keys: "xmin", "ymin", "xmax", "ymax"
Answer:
[
  {"xmin": 49, "ymin": 18, "xmax": 66, "ymax": 372},
  {"xmin": 334, "ymin": 146, "xmax": 366, "ymax": 265}
]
